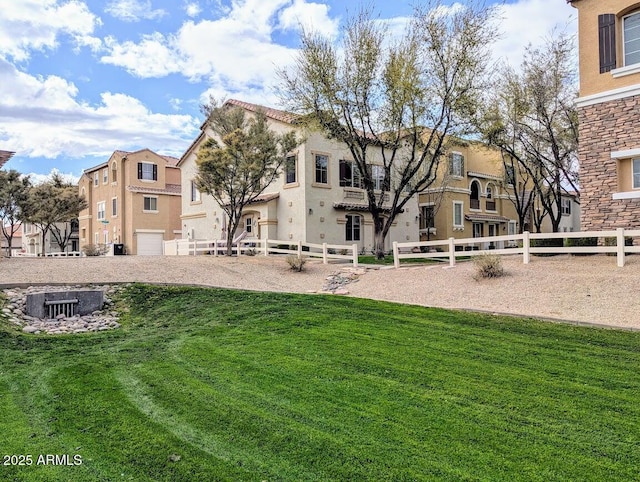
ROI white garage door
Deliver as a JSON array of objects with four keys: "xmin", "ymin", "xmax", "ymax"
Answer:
[{"xmin": 137, "ymin": 232, "xmax": 164, "ymax": 256}]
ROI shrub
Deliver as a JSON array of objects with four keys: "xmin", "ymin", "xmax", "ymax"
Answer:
[
  {"xmin": 473, "ymin": 254, "xmax": 504, "ymax": 280},
  {"xmin": 286, "ymin": 255, "xmax": 307, "ymax": 272},
  {"xmin": 82, "ymin": 244, "xmax": 108, "ymax": 256},
  {"xmin": 604, "ymin": 236, "xmax": 633, "ymax": 256},
  {"xmin": 530, "ymin": 237, "xmax": 563, "ymax": 257},
  {"xmin": 565, "ymin": 237, "xmax": 598, "ymax": 256},
  {"xmin": 244, "ymin": 248, "xmax": 257, "ymax": 256}
]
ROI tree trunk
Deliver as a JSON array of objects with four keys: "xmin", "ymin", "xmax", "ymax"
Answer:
[{"xmin": 373, "ymin": 216, "xmax": 386, "ymax": 260}]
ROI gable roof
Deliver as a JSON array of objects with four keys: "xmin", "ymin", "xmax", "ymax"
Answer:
[
  {"xmin": 82, "ymin": 149, "xmax": 179, "ymax": 175},
  {"xmin": 224, "ymin": 99, "xmax": 300, "ymax": 124},
  {"xmin": 0, "ymin": 150, "xmax": 15, "ymax": 168}
]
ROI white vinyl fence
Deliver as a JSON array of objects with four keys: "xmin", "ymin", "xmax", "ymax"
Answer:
[
  {"xmin": 392, "ymin": 228, "xmax": 640, "ymax": 269},
  {"xmin": 164, "ymin": 238, "xmax": 359, "ymax": 266}
]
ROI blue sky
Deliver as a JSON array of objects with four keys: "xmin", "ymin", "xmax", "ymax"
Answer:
[{"xmin": 0, "ymin": 0, "xmax": 576, "ymax": 182}]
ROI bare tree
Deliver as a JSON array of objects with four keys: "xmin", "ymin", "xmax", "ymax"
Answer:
[
  {"xmin": 278, "ymin": 2, "xmax": 499, "ymax": 258},
  {"xmin": 195, "ymin": 101, "xmax": 299, "ymax": 255},
  {"xmin": 480, "ymin": 32, "xmax": 578, "ymax": 232},
  {"xmin": 0, "ymin": 170, "xmax": 31, "ymax": 256}
]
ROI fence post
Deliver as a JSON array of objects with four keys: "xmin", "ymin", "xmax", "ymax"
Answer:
[
  {"xmin": 448, "ymin": 237, "xmax": 455, "ymax": 267},
  {"xmin": 523, "ymin": 231, "xmax": 530, "ymax": 264},
  {"xmin": 322, "ymin": 243, "xmax": 328, "ymax": 264},
  {"xmin": 617, "ymin": 227, "xmax": 625, "ymax": 268},
  {"xmin": 213, "ymin": 240, "xmax": 218, "ymax": 257},
  {"xmin": 393, "ymin": 241, "xmax": 400, "ymax": 269},
  {"xmin": 352, "ymin": 244, "xmax": 359, "ymax": 267},
  {"xmin": 264, "ymin": 239, "xmax": 269, "ymax": 256},
  {"xmin": 192, "ymin": 240, "xmax": 196, "ymax": 256}
]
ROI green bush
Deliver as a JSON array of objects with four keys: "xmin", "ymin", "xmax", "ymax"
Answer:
[
  {"xmin": 473, "ymin": 254, "xmax": 504, "ymax": 280},
  {"xmin": 530, "ymin": 237, "xmax": 563, "ymax": 257},
  {"xmin": 565, "ymin": 237, "xmax": 598, "ymax": 256}
]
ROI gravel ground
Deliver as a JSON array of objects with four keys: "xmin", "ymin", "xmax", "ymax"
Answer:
[{"xmin": 1, "ymin": 254, "xmax": 638, "ymax": 329}]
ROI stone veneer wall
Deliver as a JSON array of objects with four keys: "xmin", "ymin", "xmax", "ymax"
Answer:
[{"xmin": 578, "ymin": 93, "xmax": 640, "ymax": 230}]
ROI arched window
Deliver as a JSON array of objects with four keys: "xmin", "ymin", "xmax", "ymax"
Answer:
[
  {"xmin": 111, "ymin": 162, "xmax": 117, "ymax": 184},
  {"xmin": 470, "ymin": 180, "xmax": 480, "ymax": 209}
]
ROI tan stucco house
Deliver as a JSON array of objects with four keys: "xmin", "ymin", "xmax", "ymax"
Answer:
[
  {"xmin": 78, "ymin": 149, "xmax": 182, "ymax": 255},
  {"xmin": 178, "ymin": 99, "xmax": 420, "ymax": 253},
  {"xmin": 418, "ymin": 142, "xmax": 536, "ymax": 248},
  {"xmin": 569, "ymin": 0, "xmax": 640, "ymax": 229}
]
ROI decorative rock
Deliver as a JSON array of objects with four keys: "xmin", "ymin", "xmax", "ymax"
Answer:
[
  {"xmin": 22, "ymin": 326, "xmax": 38, "ymax": 333},
  {"xmin": 333, "ymin": 288, "xmax": 350, "ymax": 295}
]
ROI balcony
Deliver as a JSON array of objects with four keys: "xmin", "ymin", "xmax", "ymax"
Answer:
[
  {"xmin": 486, "ymin": 200, "xmax": 496, "ymax": 211},
  {"xmin": 470, "ymin": 199, "xmax": 480, "ymax": 210}
]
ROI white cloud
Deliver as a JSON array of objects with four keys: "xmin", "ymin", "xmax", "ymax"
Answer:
[
  {"xmin": 184, "ymin": 2, "xmax": 202, "ymax": 18},
  {"xmin": 100, "ymin": 0, "xmax": 330, "ymax": 96},
  {"xmin": 0, "ymin": 57, "xmax": 198, "ymax": 160},
  {"xmin": 27, "ymin": 168, "xmax": 80, "ymax": 185},
  {"xmin": 277, "ymin": 0, "xmax": 338, "ymax": 37},
  {"xmin": 105, "ymin": 0, "xmax": 166, "ymax": 22},
  {"xmin": 0, "ymin": 0, "xmax": 102, "ymax": 61},
  {"xmin": 494, "ymin": 0, "xmax": 577, "ymax": 68}
]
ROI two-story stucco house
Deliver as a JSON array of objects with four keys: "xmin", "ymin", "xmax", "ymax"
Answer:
[
  {"xmin": 178, "ymin": 99, "xmax": 419, "ymax": 253},
  {"xmin": 78, "ymin": 149, "xmax": 182, "ymax": 255},
  {"xmin": 569, "ymin": 0, "xmax": 640, "ymax": 229},
  {"xmin": 418, "ymin": 142, "xmax": 535, "ymax": 248},
  {"xmin": 21, "ymin": 221, "xmax": 79, "ymax": 255}
]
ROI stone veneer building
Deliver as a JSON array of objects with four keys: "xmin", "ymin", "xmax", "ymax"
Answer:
[{"xmin": 569, "ymin": 0, "xmax": 640, "ymax": 229}]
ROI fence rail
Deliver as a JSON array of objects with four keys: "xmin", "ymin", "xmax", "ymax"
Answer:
[
  {"xmin": 164, "ymin": 238, "xmax": 359, "ymax": 266},
  {"xmin": 393, "ymin": 228, "xmax": 638, "ymax": 269}
]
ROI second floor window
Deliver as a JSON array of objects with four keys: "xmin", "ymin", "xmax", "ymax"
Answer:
[
  {"xmin": 371, "ymin": 165, "xmax": 386, "ymax": 191},
  {"xmin": 112, "ymin": 198, "xmax": 117, "ymax": 217},
  {"xmin": 103, "ymin": 169, "xmax": 108, "ymax": 184},
  {"xmin": 449, "ymin": 153, "xmax": 464, "ymax": 177},
  {"xmin": 285, "ymin": 155, "xmax": 296, "ymax": 184},
  {"xmin": 94, "ymin": 172, "xmax": 99, "ymax": 186},
  {"xmin": 624, "ymin": 12, "xmax": 640, "ymax": 67},
  {"xmin": 315, "ymin": 154, "xmax": 328, "ymax": 184},
  {"xmin": 339, "ymin": 160, "xmax": 361, "ymax": 188},
  {"xmin": 143, "ymin": 196, "xmax": 158, "ymax": 211},
  {"xmin": 138, "ymin": 162, "xmax": 157, "ymax": 181},
  {"xmin": 190, "ymin": 180, "xmax": 201, "ymax": 202},
  {"xmin": 561, "ymin": 198, "xmax": 571, "ymax": 215},
  {"xmin": 97, "ymin": 201, "xmax": 106, "ymax": 220}
]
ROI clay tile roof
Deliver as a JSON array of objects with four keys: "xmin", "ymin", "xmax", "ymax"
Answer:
[
  {"xmin": 247, "ymin": 192, "xmax": 280, "ymax": 204},
  {"xmin": 225, "ymin": 99, "xmax": 300, "ymax": 124},
  {"xmin": 161, "ymin": 155, "xmax": 180, "ymax": 166},
  {"xmin": 464, "ymin": 213, "xmax": 510, "ymax": 223},
  {"xmin": 126, "ymin": 184, "xmax": 182, "ymax": 196}
]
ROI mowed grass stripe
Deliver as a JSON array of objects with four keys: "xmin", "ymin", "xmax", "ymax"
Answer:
[{"xmin": 1, "ymin": 284, "xmax": 639, "ymax": 481}]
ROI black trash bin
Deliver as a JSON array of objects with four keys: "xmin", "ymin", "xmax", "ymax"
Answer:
[{"xmin": 113, "ymin": 244, "xmax": 125, "ymax": 255}]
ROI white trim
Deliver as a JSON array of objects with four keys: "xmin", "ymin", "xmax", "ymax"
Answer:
[
  {"xmin": 612, "ymin": 191, "xmax": 640, "ymax": 200},
  {"xmin": 612, "ymin": 64, "xmax": 640, "ymax": 78},
  {"xmin": 135, "ymin": 229, "xmax": 166, "ymax": 234},
  {"xmin": 453, "ymin": 201, "xmax": 464, "ymax": 228},
  {"xmin": 576, "ymin": 83, "xmax": 640, "ymax": 107},
  {"xmin": 611, "ymin": 148, "xmax": 640, "ymax": 159}
]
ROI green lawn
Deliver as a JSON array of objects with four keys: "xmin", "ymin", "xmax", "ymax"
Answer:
[{"xmin": 1, "ymin": 284, "xmax": 640, "ymax": 481}]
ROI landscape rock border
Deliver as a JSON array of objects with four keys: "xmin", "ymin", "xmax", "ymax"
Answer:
[{"xmin": 1, "ymin": 284, "xmax": 125, "ymax": 335}]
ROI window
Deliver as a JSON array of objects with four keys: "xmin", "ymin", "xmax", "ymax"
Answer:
[
  {"xmin": 505, "ymin": 165, "xmax": 516, "ymax": 185},
  {"xmin": 111, "ymin": 162, "xmax": 117, "ymax": 183},
  {"xmin": 104, "ymin": 231, "xmax": 109, "ymax": 244},
  {"xmin": 371, "ymin": 165, "xmax": 386, "ymax": 191},
  {"xmin": 143, "ymin": 196, "xmax": 158, "ymax": 211},
  {"xmin": 315, "ymin": 154, "xmax": 328, "ymax": 184},
  {"xmin": 449, "ymin": 153, "xmax": 464, "ymax": 177},
  {"xmin": 633, "ymin": 158, "xmax": 640, "ymax": 189},
  {"xmin": 112, "ymin": 198, "xmax": 117, "ymax": 217},
  {"xmin": 245, "ymin": 217, "xmax": 252, "ymax": 234},
  {"xmin": 285, "ymin": 155, "xmax": 296, "ymax": 184},
  {"xmin": 81, "ymin": 228, "xmax": 86, "ymax": 240},
  {"xmin": 97, "ymin": 201, "xmax": 106, "ymax": 220},
  {"xmin": 508, "ymin": 221, "xmax": 517, "ymax": 236},
  {"xmin": 624, "ymin": 12, "xmax": 640, "ymax": 67},
  {"xmin": 470, "ymin": 181, "xmax": 480, "ymax": 210},
  {"xmin": 103, "ymin": 168, "xmax": 108, "ymax": 184},
  {"xmin": 94, "ymin": 172, "xmax": 99, "ymax": 186},
  {"xmin": 190, "ymin": 180, "xmax": 201, "ymax": 202},
  {"xmin": 345, "ymin": 214, "xmax": 361, "ymax": 241},
  {"xmin": 561, "ymin": 198, "xmax": 572, "ymax": 215},
  {"xmin": 138, "ymin": 162, "xmax": 157, "ymax": 181},
  {"xmin": 420, "ymin": 205, "xmax": 435, "ymax": 230},
  {"xmin": 473, "ymin": 222, "xmax": 483, "ymax": 238},
  {"xmin": 453, "ymin": 201, "xmax": 463, "ymax": 228},
  {"xmin": 339, "ymin": 160, "xmax": 361, "ymax": 188}
]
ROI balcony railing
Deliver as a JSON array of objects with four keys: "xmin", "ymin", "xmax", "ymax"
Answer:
[
  {"xmin": 486, "ymin": 200, "xmax": 496, "ymax": 211},
  {"xmin": 470, "ymin": 199, "xmax": 480, "ymax": 209}
]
